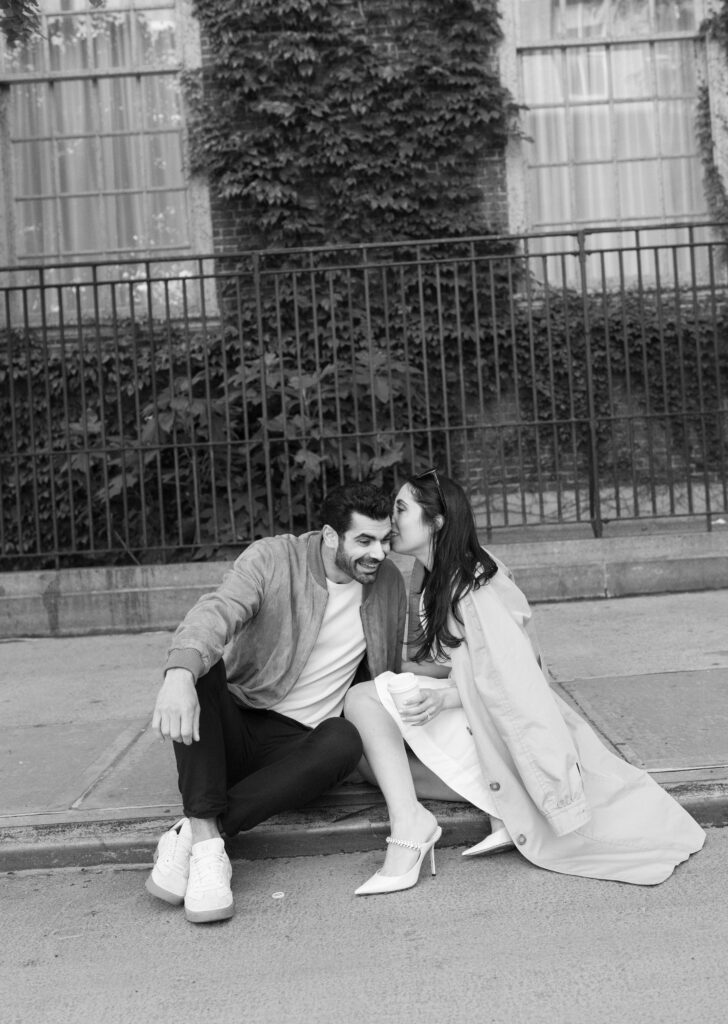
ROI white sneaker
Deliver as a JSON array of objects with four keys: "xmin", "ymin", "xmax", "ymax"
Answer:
[
  {"xmin": 184, "ymin": 838, "xmax": 234, "ymax": 924},
  {"xmin": 145, "ymin": 818, "xmax": 192, "ymax": 905}
]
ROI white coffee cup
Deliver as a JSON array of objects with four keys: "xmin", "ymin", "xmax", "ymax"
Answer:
[{"xmin": 387, "ymin": 672, "xmax": 422, "ymax": 713}]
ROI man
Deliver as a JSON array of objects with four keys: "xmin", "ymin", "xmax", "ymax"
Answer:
[{"xmin": 146, "ymin": 482, "xmax": 405, "ymax": 923}]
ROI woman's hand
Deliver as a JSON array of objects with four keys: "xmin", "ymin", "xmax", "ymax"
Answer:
[{"xmin": 399, "ymin": 687, "xmax": 447, "ymax": 726}]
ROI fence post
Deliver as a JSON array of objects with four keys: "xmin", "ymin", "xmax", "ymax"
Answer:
[
  {"xmin": 252, "ymin": 252, "xmax": 276, "ymax": 531},
  {"xmin": 577, "ymin": 230, "xmax": 603, "ymax": 538}
]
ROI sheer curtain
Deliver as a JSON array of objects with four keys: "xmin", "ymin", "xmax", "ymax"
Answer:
[
  {"xmin": 6, "ymin": 0, "xmax": 189, "ymax": 265},
  {"xmin": 522, "ymin": 40, "xmax": 705, "ymax": 228},
  {"xmin": 517, "ymin": 0, "xmax": 710, "ymax": 285}
]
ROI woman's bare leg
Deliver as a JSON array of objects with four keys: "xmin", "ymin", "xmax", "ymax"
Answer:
[
  {"xmin": 345, "ymin": 682, "xmax": 438, "ymax": 876},
  {"xmin": 358, "ymin": 726, "xmax": 504, "ymax": 838},
  {"xmin": 408, "ymin": 755, "xmax": 467, "ymax": 801}
]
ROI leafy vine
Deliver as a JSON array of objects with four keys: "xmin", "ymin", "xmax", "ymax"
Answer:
[
  {"xmin": 695, "ymin": 85, "xmax": 728, "ymax": 230},
  {"xmin": 185, "ymin": 0, "xmax": 519, "ymax": 248},
  {"xmin": 698, "ymin": 2, "xmax": 728, "ymax": 236}
]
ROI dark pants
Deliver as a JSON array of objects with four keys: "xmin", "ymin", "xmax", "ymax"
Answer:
[{"xmin": 173, "ymin": 661, "xmax": 363, "ymax": 837}]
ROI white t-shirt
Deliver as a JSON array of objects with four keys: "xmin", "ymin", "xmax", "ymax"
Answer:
[{"xmin": 269, "ymin": 578, "xmax": 366, "ymax": 728}]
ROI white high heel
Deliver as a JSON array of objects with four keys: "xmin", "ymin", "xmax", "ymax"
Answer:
[
  {"xmin": 461, "ymin": 826, "xmax": 515, "ymax": 857},
  {"xmin": 355, "ymin": 825, "xmax": 442, "ymax": 896}
]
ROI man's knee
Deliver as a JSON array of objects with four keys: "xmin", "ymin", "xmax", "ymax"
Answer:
[
  {"xmin": 196, "ymin": 659, "xmax": 227, "ymax": 694},
  {"xmin": 312, "ymin": 716, "xmax": 363, "ymax": 766}
]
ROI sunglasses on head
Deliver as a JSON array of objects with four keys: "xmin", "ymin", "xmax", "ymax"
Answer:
[{"xmin": 413, "ymin": 467, "xmax": 446, "ymax": 512}]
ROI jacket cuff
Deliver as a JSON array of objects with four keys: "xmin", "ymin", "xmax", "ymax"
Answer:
[{"xmin": 164, "ymin": 647, "xmax": 206, "ymax": 682}]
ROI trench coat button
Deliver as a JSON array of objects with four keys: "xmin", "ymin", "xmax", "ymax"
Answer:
[
  {"xmin": 516, "ymin": 834, "xmax": 527, "ymax": 846},
  {"xmin": 489, "ymin": 782, "xmax": 500, "ymax": 791}
]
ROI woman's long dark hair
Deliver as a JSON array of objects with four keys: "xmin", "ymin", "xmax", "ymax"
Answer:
[{"xmin": 406, "ymin": 471, "xmax": 497, "ymax": 662}]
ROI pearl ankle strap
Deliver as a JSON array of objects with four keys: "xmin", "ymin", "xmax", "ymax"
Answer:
[{"xmin": 385, "ymin": 836, "xmax": 422, "ymax": 851}]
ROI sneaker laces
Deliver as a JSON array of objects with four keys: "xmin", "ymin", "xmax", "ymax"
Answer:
[
  {"xmin": 158, "ymin": 829, "xmax": 186, "ymax": 867},
  {"xmin": 190, "ymin": 850, "xmax": 229, "ymax": 891}
]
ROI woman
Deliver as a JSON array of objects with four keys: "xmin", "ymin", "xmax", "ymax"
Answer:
[{"xmin": 344, "ymin": 469, "xmax": 705, "ymax": 895}]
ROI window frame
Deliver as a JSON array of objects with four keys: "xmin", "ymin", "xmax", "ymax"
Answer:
[{"xmin": 0, "ymin": 0, "xmax": 212, "ymax": 272}]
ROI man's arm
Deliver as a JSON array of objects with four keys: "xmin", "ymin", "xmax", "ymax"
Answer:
[{"xmin": 151, "ymin": 540, "xmax": 272, "ymax": 743}]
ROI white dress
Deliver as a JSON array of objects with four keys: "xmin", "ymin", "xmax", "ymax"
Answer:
[
  {"xmin": 375, "ymin": 669, "xmax": 499, "ymax": 816},
  {"xmin": 374, "ymin": 591, "xmax": 498, "ymax": 816}
]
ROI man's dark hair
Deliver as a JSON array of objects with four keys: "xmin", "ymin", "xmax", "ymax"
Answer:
[{"xmin": 321, "ymin": 482, "xmax": 392, "ymax": 535}]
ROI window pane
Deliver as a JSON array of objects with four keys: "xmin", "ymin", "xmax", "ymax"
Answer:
[
  {"xmin": 14, "ymin": 142, "xmax": 55, "ymax": 196},
  {"xmin": 655, "ymin": 41, "xmax": 697, "ymax": 95},
  {"xmin": 52, "ymin": 80, "xmax": 97, "ymax": 135},
  {"xmin": 659, "ymin": 101, "xmax": 696, "ymax": 155},
  {"xmin": 60, "ymin": 196, "xmax": 101, "ymax": 252},
  {"xmin": 572, "ymin": 105, "xmax": 612, "ymax": 161},
  {"xmin": 142, "ymin": 75, "xmax": 184, "ymax": 129},
  {"xmin": 149, "ymin": 191, "xmax": 189, "ymax": 247},
  {"xmin": 614, "ymin": 102, "xmax": 656, "ymax": 157},
  {"xmin": 13, "ymin": 83, "xmax": 52, "ymax": 139},
  {"xmin": 663, "ymin": 157, "xmax": 706, "ymax": 215},
  {"xmin": 93, "ymin": 11, "xmax": 136, "ymax": 68},
  {"xmin": 527, "ymin": 109, "xmax": 568, "ymax": 163},
  {"xmin": 655, "ymin": 0, "xmax": 696, "ymax": 32},
  {"xmin": 522, "ymin": 52, "xmax": 565, "ymax": 104},
  {"xmin": 101, "ymin": 136, "xmax": 143, "ymax": 190},
  {"xmin": 567, "ymin": 49, "xmax": 608, "ymax": 100},
  {"xmin": 611, "ymin": 0, "xmax": 651, "ymax": 38},
  {"xmin": 18, "ymin": 198, "xmax": 57, "ymax": 257},
  {"xmin": 146, "ymin": 135, "xmax": 185, "ymax": 187},
  {"xmin": 48, "ymin": 14, "xmax": 93, "ymax": 73},
  {"xmin": 137, "ymin": 9, "xmax": 178, "ymax": 66},
  {"xmin": 98, "ymin": 77, "xmax": 142, "ymax": 131},
  {"xmin": 611, "ymin": 45, "xmax": 651, "ymax": 99},
  {"xmin": 57, "ymin": 137, "xmax": 99, "ymax": 193},
  {"xmin": 573, "ymin": 163, "xmax": 616, "ymax": 221},
  {"xmin": 107, "ymin": 193, "xmax": 146, "ymax": 250},
  {"xmin": 618, "ymin": 161, "xmax": 664, "ymax": 218},
  {"xmin": 530, "ymin": 166, "xmax": 572, "ymax": 225},
  {"xmin": 549, "ymin": 0, "xmax": 607, "ymax": 39}
]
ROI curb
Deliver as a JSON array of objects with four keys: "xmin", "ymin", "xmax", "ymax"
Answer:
[
  {"xmin": 3, "ymin": 783, "xmax": 728, "ymax": 874},
  {"xmin": 0, "ymin": 805, "xmax": 485, "ymax": 873}
]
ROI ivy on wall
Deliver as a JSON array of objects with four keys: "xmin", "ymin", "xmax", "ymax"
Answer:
[
  {"xmin": 698, "ymin": 2, "xmax": 728, "ymax": 231},
  {"xmin": 695, "ymin": 85, "xmax": 728, "ymax": 228},
  {"xmin": 0, "ymin": 0, "xmax": 41, "ymax": 47},
  {"xmin": 702, "ymin": 0, "xmax": 728, "ymax": 51},
  {"xmin": 185, "ymin": 0, "xmax": 518, "ymax": 248}
]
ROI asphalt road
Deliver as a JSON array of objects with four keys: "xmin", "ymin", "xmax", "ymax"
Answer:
[{"xmin": 2, "ymin": 827, "xmax": 726, "ymax": 1024}]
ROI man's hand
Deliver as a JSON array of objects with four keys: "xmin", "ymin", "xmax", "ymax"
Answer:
[{"xmin": 151, "ymin": 668, "xmax": 200, "ymax": 744}]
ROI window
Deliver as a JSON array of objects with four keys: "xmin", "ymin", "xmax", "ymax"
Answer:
[
  {"xmin": 514, "ymin": 0, "xmax": 713, "ymax": 285},
  {"xmin": 0, "ymin": 0, "xmax": 212, "ymax": 315}
]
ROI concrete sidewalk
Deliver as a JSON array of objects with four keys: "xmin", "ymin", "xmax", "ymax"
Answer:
[{"xmin": 2, "ymin": 589, "xmax": 728, "ymax": 872}]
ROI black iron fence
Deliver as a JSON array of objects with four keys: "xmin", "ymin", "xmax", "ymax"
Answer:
[{"xmin": 2, "ymin": 223, "xmax": 728, "ymax": 569}]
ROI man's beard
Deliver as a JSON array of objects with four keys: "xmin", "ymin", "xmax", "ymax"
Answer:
[{"xmin": 334, "ymin": 542, "xmax": 382, "ymax": 584}]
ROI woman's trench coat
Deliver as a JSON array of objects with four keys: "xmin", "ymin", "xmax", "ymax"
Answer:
[{"xmin": 374, "ymin": 558, "xmax": 705, "ymax": 885}]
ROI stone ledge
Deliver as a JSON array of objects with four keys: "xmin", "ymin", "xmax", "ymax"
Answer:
[{"xmin": 1, "ymin": 532, "xmax": 726, "ymax": 637}]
